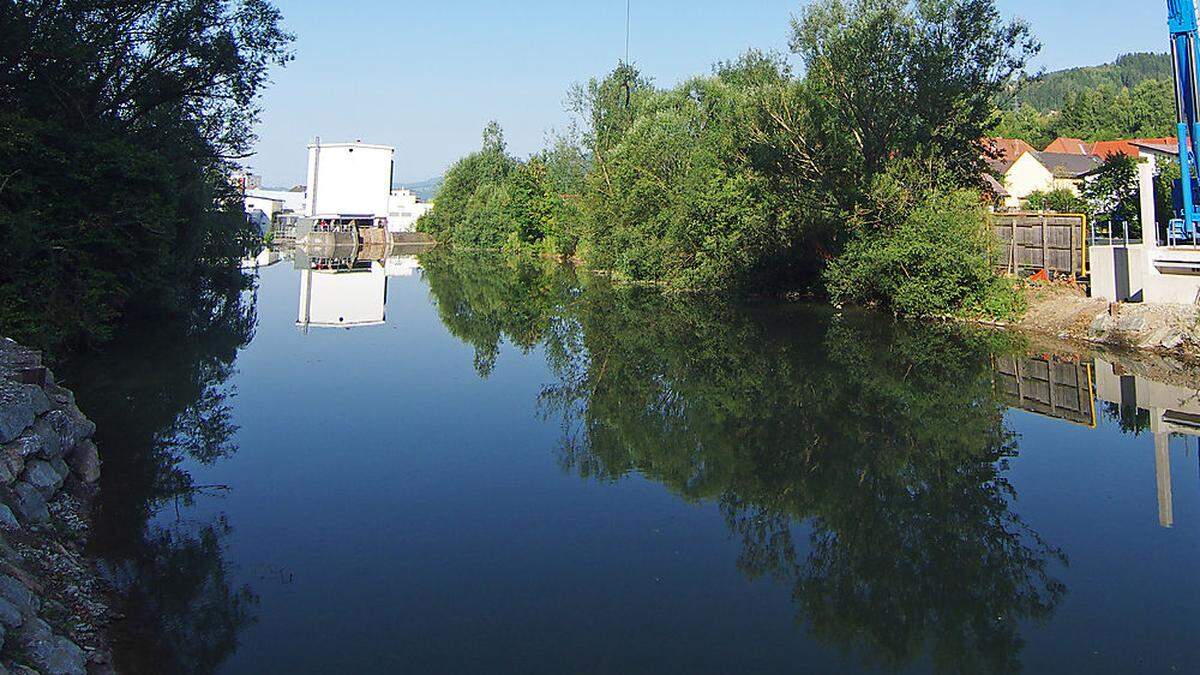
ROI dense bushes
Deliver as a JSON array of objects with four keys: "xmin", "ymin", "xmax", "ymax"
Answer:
[
  {"xmin": 419, "ymin": 123, "xmax": 585, "ymax": 256},
  {"xmin": 422, "ymin": 0, "xmax": 1038, "ymax": 318},
  {"xmin": 0, "ymin": 1, "xmax": 292, "ymax": 356},
  {"xmin": 826, "ymin": 184, "xmax": 1024, "ymax": 319}
]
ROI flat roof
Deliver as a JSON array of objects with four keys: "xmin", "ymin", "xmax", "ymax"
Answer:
[{"xmin": 307, "ymin": 142, "xmax": 394, "ymax": 152}]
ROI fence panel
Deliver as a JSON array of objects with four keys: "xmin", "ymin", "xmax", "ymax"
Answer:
[{"xmin": 991, "ymin": 212, "xmax": 1087, "ymax": 278}]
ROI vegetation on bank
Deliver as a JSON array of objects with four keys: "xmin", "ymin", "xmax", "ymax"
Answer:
[
  {"xmin": 0, "ymin": 1, "xmax": 293, "ymax": 356},
  {"xmin": 420, "ymin": 0, "xmax": 1038, "ymax": 319}
]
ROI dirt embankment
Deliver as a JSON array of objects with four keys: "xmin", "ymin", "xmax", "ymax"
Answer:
[{"xmin": 1013, "ymin": 284, "xmax": 1200, "ymax": 360}]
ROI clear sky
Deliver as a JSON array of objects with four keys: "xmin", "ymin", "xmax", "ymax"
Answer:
[{"xmin": 249, "ymin": 1, "xmax": 1167, "ymax": 187}]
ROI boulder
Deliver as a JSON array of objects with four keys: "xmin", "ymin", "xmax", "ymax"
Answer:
[
  {"xmin": 0, "ymin": 382, "xmax": 50, "ymax": 444},
  {"xmin": 0, "ymin": 505, "xmax": 18, "ymax": 531},
  {"xmin": 0, "ymin": 445, "xmax": 25, "ymax": 483},
  {"xmin": 21, "ymin": 462, "xmax": 62, "ymax": 499},
  {"xmin": 17, "ymin": 618, "xmax": 86, "ymax": 675},
  {"xmin": 0, "ymin": 596, "xmax": 21, "ymax": 628},
  {"xmin": 49, "ymin": 456, "xmax": 68, "ymax": 480},
  {"xmin": 35, "ymin": 408, "xmax": 95, "ymax": 460},
  {"xmin": 27, "ymin": 416, "xmax": 62, "ymax": 461},
  {"xmin": 0, "ymin": 575, "xmax": 35, "ymax": 616},
  {"xmin": 67, "ymin": 441, "xmax": 100, "ymax": 484},
  {"xmin": 8, "ymin": 482, "xmax": 48, "ymax": 524}
]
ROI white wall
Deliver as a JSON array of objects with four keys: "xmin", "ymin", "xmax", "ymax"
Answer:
[
  {"xmin": 297, "ymin": 264, "xmax": 388, "ymax": 328},
  {"xmin": 1003, "ymin": 152, "xmax": 1058, "ymax": 208},
  {"xmin": 305, "ymin": 142, "xmax": 394, "ymax": 218},
  {"xmin": 1090, "ymin": 243, "xmax": 1200, "ymax": 304},
  {"xmin": 248, "ymin": 188, "xmax": 305, "ymax": 214},
  {"xmin": 387, "ymin": 189, "xmax": 434, "ymax": 233}
]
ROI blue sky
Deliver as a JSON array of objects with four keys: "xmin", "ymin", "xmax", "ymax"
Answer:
[{"xmin": 250, "ymin": 1, "xmax": 1167, "ymax": 186}]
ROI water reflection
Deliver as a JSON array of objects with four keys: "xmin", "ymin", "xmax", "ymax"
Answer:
[
  {"xmin": 415, "ymin": 251, "xmax": 1200, "ymax": 673},
  {"xmin": 60, "ymin": 272, "xmax": 259, "ymax": 674},
  {"xmin": 420, "ymin": 251, "xmax": 1067, "ymax": 672},
  {"xmin": 51, "ymin": 249, "xmax": 1200, "ymax": 673},
  {"xmin": 294, "ymin": 243, "xmax": 431, "ymax": 331}
]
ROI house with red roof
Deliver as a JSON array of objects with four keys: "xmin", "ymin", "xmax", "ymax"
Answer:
[{"xmin": 1044, "ymin": 137, "xmax": 1094, "ymax": 155}]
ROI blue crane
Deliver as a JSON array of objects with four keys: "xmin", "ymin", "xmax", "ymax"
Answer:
[{"xmin": 1169, "ymin": 0, "xmax": 1200, "ymax": 242}]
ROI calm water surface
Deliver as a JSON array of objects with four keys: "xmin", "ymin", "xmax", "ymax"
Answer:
[{"xmin": 62, "ymin": 251, "xmax": 1200, "ymax": 674}]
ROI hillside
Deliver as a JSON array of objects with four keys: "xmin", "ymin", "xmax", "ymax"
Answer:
[
  {"xmin": 397, "ymin": 176, "xmax": 443, "ymax": 201},
  {"xmin": 1017, "ymin": 52, "xmax": 1170, "ymax": 111}
]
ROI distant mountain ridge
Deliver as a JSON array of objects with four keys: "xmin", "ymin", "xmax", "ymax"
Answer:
[
  {"xmin": 396, "ymin": 176, "xmax": 443, "ymax": 201},
  {"xmin": 1016, "ymin": 52, "xmax": 1171, "ymax": 111}
]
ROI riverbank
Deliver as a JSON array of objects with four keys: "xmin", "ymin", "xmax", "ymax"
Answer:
[
  {"xmin": 0, "ymin": 338, "xmax": 112, "ymax": 674},
  {"xmin": 1007, "ymin": 284, "xmax": 1200, "ymax": 360}
]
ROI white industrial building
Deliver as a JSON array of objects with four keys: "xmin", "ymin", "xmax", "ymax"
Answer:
[
  {"xmin": 387, "ymin": 188, "xmax": 434, "ymax": 233},
  {"xmin": 304, "ymin": 140, "xmax": 394, "ymax": 222}
]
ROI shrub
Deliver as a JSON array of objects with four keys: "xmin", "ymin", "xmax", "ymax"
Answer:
[
  {"xmin": 1024, "ymin": 189, "xmax": 1085, "ymax": 213},
  {"xmin": 825, "ymin": 188, "xmax": 1021, "ymax": 320}
]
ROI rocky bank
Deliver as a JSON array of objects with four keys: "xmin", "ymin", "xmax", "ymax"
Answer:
[
  {"xmin": 1014, "ymin": 285, "xmax": 1200, "ymax": 359},
  {"xmin": 0, "ymin": 338, "xmax": 112, "ymax": 675}
]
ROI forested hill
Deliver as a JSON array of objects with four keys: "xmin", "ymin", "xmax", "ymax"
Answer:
[{"xmin": 1017, "ymin": 52, "xmax": 1170, "ymax": 111}]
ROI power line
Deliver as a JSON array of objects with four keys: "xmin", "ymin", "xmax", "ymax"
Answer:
[{"xmin": 625, "ymin": 0, "xmax": 630, "ymax": 64}]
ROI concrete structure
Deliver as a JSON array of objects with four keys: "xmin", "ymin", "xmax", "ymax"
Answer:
[
  {"xmin": 304, "ymin": 140, "xmax": 394, "ymax": 220},
  {"xmin": 1090, "ymin": 140, "xmax": 1200, "ymax": 305},
  {"xmin": 387, "ymin": 188, "xmax": 434, "ymax": 233}
]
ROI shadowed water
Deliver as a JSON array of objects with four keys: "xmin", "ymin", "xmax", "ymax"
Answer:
[{"xmin": 61, "ymin": 250, "xmax": 1200, "ymax": 674}]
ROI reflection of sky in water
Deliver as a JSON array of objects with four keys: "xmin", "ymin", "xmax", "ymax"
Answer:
[{"xmin": 99, "ymin": 260, "xmax": 1200, "ymax": 674}]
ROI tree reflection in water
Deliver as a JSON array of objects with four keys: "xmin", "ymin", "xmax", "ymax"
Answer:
[
  {"xmin": 61, "ymin": 272, "xmax": 259, "ymax": 674},
  {"xmin": 424, "ymin": 251, "xmax": 1067, "ymax": 674}
]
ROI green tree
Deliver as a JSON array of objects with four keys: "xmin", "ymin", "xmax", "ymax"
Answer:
[
  {"xmin": 418, "ymin": 122, "xmax": 517, "ymax": 248},
  {"xmin": 1082, "ymin": 154, "xmax": 1141, "ymax": 235},
  {"xmin": 991, "ymin": 103, "xmax": 1055, "ymax": 148},
  {"xmin": 0, "ymin": 0, "xmax": 293, "ymax": 356},
  {"xmin": 791, "ymin": 0, "xmax": 1038, "ymax": 187}
]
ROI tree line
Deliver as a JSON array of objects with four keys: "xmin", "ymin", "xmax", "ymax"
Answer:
[
  {"xmin": 0, "ymin": 0, "xmax": 293, "ymax": 356},
  {"xmin": 420, "ymin": 0, "xmax": 1039, "ymax": 320}
]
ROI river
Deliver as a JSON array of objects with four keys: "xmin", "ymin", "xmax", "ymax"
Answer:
[{"xmin": 59, "ymin": 248, "xmax": 1200, "ymax": 674}]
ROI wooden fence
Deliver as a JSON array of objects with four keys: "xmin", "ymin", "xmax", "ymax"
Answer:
[
  {"xmin": 991, "ymin": 212, "xmax": 1088, "ymax": 278},
  {"xmin": 993, "ymin": 355, "xmax": 1096, "ymax": 427}
]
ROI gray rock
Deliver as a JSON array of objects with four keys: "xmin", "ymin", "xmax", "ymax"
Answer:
[
  {"xmin": 0, "ymin": 575, "xmax": 35, "ymax": 615},
  {"xmin": 1116, "ymin": 315, "xmax": 1148, "ymax": 332},
  {"xmin": 17, "ymin": 618, "xmax": 86, "ymax": 675},
  {"xmin": 27, "ymin": 415, "xmax": 62, "ymax": 460},
  {"xmin": 0, "ymin": 596, "xmax": 21, "ymax": 628},
  {"xmin": 0, "ymin": 382, "xmax": 50, "ymax": 444},
  {"xmin": 8, "ymin": 482, "xmax": 48, "ymax": 524},
  {"xmin": 4, "ymin": 434, "xmax": 40, "ymax": 460},
  {"xmin": 21, "ymin": 461, "xmax": 62, "ymax": 499},
  {"xmin": 0, "ymin": 446, "xmax": 25, "ymax": 484},
  {"xmin": 67, "ymin": 441, "xmax": 100, "ymax": 484},
  {"xmin": 0, "ymin": 339, "xmax": 41, "ymax": 368},
  {"xmin": 42, "ymin": 383, "xmax": 74, "ymax": 408},
  {"xmin": 49, "ymin": 456, "xmax": 68, "ymax": 480},
  {"xmin": 34, "ymin": 408, "xmax": 95, "ymax": 460},
  {"xmin": 0, "ymin": 461, "xmax": 12, "ymax": 486},
  {"xmin": 0, "ymin": 505, "xmax": 18, "ymax": 531}
]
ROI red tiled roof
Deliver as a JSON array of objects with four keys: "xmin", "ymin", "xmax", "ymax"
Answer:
[
  {"xmin": 1091, "ymin": 137, "xmax": 1177, "ymax": 159},
  {"xmin": 982, "ymin": 137, "xmax": 1036, "ymax": 172},
  {"xmin": 1044, "ymin": 137, "xmax": 1093, "ymax": 155}
]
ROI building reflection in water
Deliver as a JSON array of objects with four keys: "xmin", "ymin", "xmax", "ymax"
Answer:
[
  {"xmin": 294, "ymin": 243, "xmax": 430, "ymax": 331},
  {"xmin": 996, "ymin": 352, "xmax": 1200, "ymax": 528}
]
